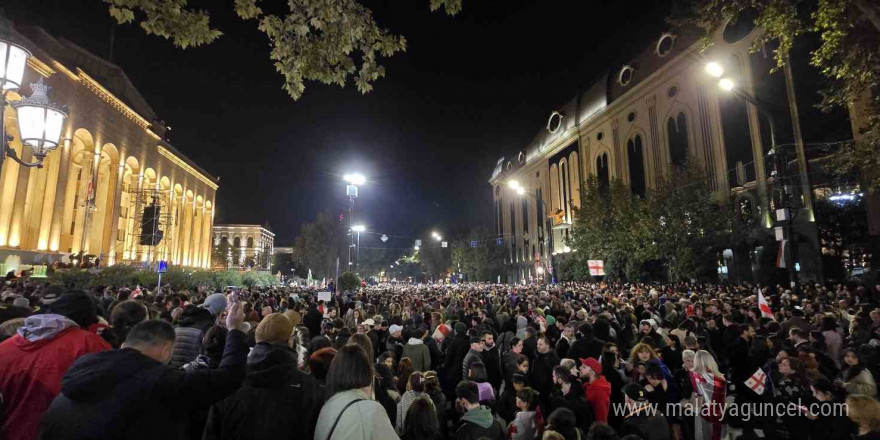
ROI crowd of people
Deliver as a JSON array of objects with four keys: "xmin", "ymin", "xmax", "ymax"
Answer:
[{"xmin": 1, "ymin": 275, "xmax": 879, "ymax": 440}]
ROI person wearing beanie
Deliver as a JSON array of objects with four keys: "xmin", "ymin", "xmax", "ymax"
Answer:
[
  {"xmin": 170, "ymin": 293, "xmax": 226, "ymax": 368},
  {"xmin": 579, "ymin": 357, "xmax": 611, "ymax": 424},
  {"xmin": 0, "ymin": 292, "xmax": 111, "ymax": 440},
  {"xmin": 386, "ymin": 323, "xmax": 405, "ymax": 364},
  {"xmin": 204, "ymin": 312, "xmax": 321, "ymax": 440}
]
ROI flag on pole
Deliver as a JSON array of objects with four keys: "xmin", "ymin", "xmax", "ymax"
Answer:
[
  {"xmin": 744, "ymin": 368, "xmax": 768, "ymax": 395},
  {"xmin": 758, "ymin": 290, "xmax": 774, "ymax": 320},
  {"xmin": 588, "ymin": 260, "xmax": 605, "ymax": 276},
  {"xmin": 776, "ymin": 239, "xmax": 788, "ymax": 268}
]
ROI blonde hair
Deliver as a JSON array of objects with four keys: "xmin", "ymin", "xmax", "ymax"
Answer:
[
  {"xmin": 682, "ymin": 349, "xmax": 696, "ymax": 362},
  {"xmin": 847, "ymin": 394, "xmax": 880, "ymax": 432},
  {"xmin": 693, "ymin": 350, "xmax": 724, "ymax": 379}
]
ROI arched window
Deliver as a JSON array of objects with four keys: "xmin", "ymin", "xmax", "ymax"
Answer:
[
  {"xmin": 597, "ymin": 153, "xmax": 610, "ymax": 193},
  {"xmin": 247, "ymin": 237, "xmax": 254, "ymax": 248},
  {"xmin": 559, "ymin": 160, "xmax": 569, "ymax": 220},
  {"xmin": 667, "ymin": 112, "xmax": 689, "ymax": 167},
  {"xmin": 233, "ymin": 237, "xmax": 241, "ymax": 248},
  {"xmin": 627, "ymin": 135, "xmax": 646, "ymax": 196}
]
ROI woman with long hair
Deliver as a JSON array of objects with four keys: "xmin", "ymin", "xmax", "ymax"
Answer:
[
  {"xmin": 395, "ymin": 371, "xmax": 426, "ymax": 433},
  {"xmin": 396, "ymin": 357, "xmax": 414, "ymax": 395},
  {"xmin": 314, "ymin": 345, "xmax": 399, "ymax": 440},
  {"xmin": 690, "ymin": 350, "xmax": 725, "ymax": 440},
  {"xmin": 840, "ymin": 348, "xmax": 878, "ymax": 398},
  {"xmin": 402, "ymin": 397, "xmax": 442, "ymax": 440},
  {"xmin": 422, "ymin": 371, "xmax": 447, "ymax": 439},
  {"xmin": 775, "ymin": 356, "xmax": 811, "ymax": 439},
  {"xmin": 847, "ymin": 394, "xmax": 880, "ymax": 440}
]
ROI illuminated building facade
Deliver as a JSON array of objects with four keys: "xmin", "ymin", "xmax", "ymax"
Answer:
[
  {"xmin": 212, "ymin": 224, "xmax": 275, "ymax": 271},
  {"xmin": 0, "ymin": 23, "xmax": 218, "ymax": 274},
  {"xmin": 490, "ymin": 18, "xmax": 830, "ymax": 284}
]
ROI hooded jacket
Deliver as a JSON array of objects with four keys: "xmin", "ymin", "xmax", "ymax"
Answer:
[
  {"xmin": 0, "ymin": 314, "xmax": 110, "ymax": 440},
  {"xmin": 39, "ymin": 329, "xmax": 248, "ymax": 440},
  {"xmin": 401, "ymin": 338, "xmax": 431, "ymax": 372},
  {"xmin": 584, "ymin": 375, "xmax": 612, "ymax": 424},
  {"xmin": 204, "ymin": 342, "xmax": 321, "ymax": 440},
  {"xmin": 455, "ymin": 405, "xmax": 505, "ymax": 440},
  {"xmin": 444, "ymin": 331, "xmax": 470, "ymax": 385}
]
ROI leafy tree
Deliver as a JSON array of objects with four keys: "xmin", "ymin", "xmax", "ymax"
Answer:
[
  {"xmin": 101, "ymin": 0, "xmax": 464, "ymax": 100},
  {"xmin": 293, "ymin": 211, "xmax": 345, "ymax": 279},
  {"xmin": 418, "ymin": 238, "xmax": 451, "ymax": 279},
  {"xmin": 337, "ymin": 271, "xmax": 361, "ymax": 292},
  {"xmin": 451, "ymin": 227, "xmax": 508, "ymax": 282},
  {"xmin": 671, "ymin": 0, "xmax": 880, "ymax": 184},
  {"xmin": 211, "ymin": 237, "xmax": 231, "ymax": 270}
]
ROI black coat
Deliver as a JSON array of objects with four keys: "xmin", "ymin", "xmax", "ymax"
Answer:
[
  {"xmin": 203, "ymin": 343, "xmax": 321, "ymax": 440},
  {"xmin": 481, "ymin": 345, "xmax": 502, "ymax": 389},
  {"xmin": 620, "ymin": 411, "xmax": 671, "ymax": 440},
  {"xmin": 303, "ymin": 307, "xmax": 323, "ymax": 340},
  {"xmin": 529, "ymin": 350, "xmax": 560, "ymax": 407},
  {"xmin": 567, "ymin": 336, "xmax": 605, "ymax": 362},
  {"xmin": 40, "ymin": 330, "xmax": 248, "ymax": 440},
  {"xmin": 444, "ymin": 333, "xmax": 470, "ymax": 385}
]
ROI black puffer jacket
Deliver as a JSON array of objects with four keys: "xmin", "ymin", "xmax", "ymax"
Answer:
[
  {"xmin": 40, "ymin": 330, "xmax": 248, "ymax": 440},
  {"xmin": 171, "ymin": 306, "xmax": 216, "ymax": 368},
  {"xmin": 204, "ymin": 343, "xmax": 321, "ymax": 440}
]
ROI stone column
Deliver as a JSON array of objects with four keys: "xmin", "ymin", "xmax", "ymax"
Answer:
[
  {"xmin": 107, "ymin": 160, "xmax": 125, "ymax": 264},
  {"xmin": 48, "ymin": 139, "xmax": 72, "ymax": 252}
]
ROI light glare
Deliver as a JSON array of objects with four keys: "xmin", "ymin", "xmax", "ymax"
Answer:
[
  {"xmin": 705, "ymin": 62, "xmax": 724, "ymax": 78},
  {"xmin": 719, "ymin": 78, "xmax": 735, "ymax": 91}
]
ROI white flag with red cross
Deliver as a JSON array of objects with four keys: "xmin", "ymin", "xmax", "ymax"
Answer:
[
  {"xmin": 758, "ymin": 290, "xmax": 774, "ymax": 320},
  {"xmin": 744, "ymin": 368, "xmax": 767, "ymax": 395},
  {"xmin": 588, "ymin": 260, "xmax": 605, "ymax": 276}
]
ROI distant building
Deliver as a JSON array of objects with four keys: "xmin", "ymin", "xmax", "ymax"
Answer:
[
  {"xmin": 490, "ymin": 19, "xmax": 846, "ymax": 284},
  {"xmin": 213, "ymin": 224, "xmax": 274, "ymax": 270},
  {"xmin": 0, "ymin": 20, "xmax": 218, "ymax": 275},
  {"xmin": 273, "ymin": 246, "xmax": 293, "ymax": 255}
]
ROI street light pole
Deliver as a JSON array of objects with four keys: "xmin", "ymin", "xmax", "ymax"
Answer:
[{"xmin": 709, "ymin": 63, "xmax": 798, "ymax": 290}]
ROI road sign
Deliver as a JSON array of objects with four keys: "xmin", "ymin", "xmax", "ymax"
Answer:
[
  {"xmin": 442, "ymin": 241, "xmax": 447, "ymax": 248},
  {"xmin": 588, "ymin": 260, "xmax": 605, "ymax": 276},
  {"xmin": 157, "ymin": 261, "xmax": 168, "ymax": 273},
  {"xmin": 470, "ymin": 241, "xmax": 478, "ymax": 248},
  {"xmin": 381, "ymin": 234, "xmax": 389, "ymax": 242},
  {"xmin": 415, "ymin": 239, "xmax": 422, "ymax": 247},
  {"xmin": 497, "ymin": 238, "xmax": 503, "ymax": 246}
]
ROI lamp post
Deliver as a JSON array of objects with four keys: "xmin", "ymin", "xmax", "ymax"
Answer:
[
  {"xmin": 1, "ymin": 33, "xmax": 68, "ymax": 170},
  {"xmin": 352, "ymin": 224, "xmax": 365, "ymax": 274},
  {"xmin": 706, "ymin": 61, "xmax": 798, "ymax": 290},
  {"xmin": 344, "ymin": 173, "xmax": 365, "ymax": 271},
  {"xmin": 507, "ymin": 180, "xmax": 553, "ymax": 284}
]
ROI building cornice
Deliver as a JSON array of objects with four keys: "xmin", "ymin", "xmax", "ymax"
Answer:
[
  {"xmin": 157, "ymin": 145, "xmax": 220, "ymax": 191},
  {"xmin": 77, "ymin": 68, "xmax": 152, "ymax": 130},
  {"xmin": 26, "ymin": 56, "xmax": 55, "ymax": 77}
]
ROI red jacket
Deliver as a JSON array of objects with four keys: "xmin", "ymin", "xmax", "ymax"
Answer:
[
  {"xmin": 0, "ymin": 327, "xmax": 110, "ymax": 440},
  {"xmin": 583, "ymin": 375, "xmax": 612, "ymax": 424}
]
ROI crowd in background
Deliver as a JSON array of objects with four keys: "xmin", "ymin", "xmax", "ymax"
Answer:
[{"xmin": 1, "ymin": 274, "xmax": 880, "ymax": 440}]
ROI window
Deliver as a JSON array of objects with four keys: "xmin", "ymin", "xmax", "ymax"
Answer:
[
  {"xmin": 597, "ymin": 153, "xmax": 610, "ymax": 193},
  {"xmin": 559, "ymin": 161, "xmax": 570, "ymax": 221},
  {"xmin": 627, "ymin": 111, "xmax": 637, "ymax": 123},
  {"xmin": 547, "ymin": 111, "xmax": 563, "ymax": 133},
  {"xmin": 233, "ymin": 237, "xmax": 241, "ymax": 247},
  {"xmin": 627, "ymin": 135, "xmax": 646, "ymax": 196},
  {"xmin": 667, "ymin": 111, "xmax": 689, "ymax": 167},
  {"xmin": 618, "ymin": 65, "xmax": 635, "ymax": 86},
  {"xmin": 656, "ymin": 33, "xmax": 675, "ymax": 57},
  {"xmin": 247, "ymin": 237, "xmax": 254, "ymax": 248},
  {"xmin": 596, "ymin": 132, "xmax": 604, "ymax": 141},
  {"xmin": 667, "ymin": 86, "xmax": 678, "ymax": 98}
]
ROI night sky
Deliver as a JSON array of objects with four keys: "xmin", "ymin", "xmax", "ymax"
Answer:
[{"xmin": 7, "ymin": 0, "xmax": 671, "ymax": 245}]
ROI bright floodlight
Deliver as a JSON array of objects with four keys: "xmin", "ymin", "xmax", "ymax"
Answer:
[
  {"xmin": 431, "ymin": 231, "xmax": 439, "ymax": 238},
  {"xmin": 414, "ymin": 245, "xmax": 420, "ymax": 251},
  {"xmin": 507, "ymin": 180, "xmax": 521, "ymax": 190},
  {"xmin": 344, "ymin": 173, "xmax": 366, "ymax": 185},
  {"xmin": 516, "ymin": 187, "xmax": 525, "ymax": 196},
  {"xmin": 718, "ymin": 78, "xmax": 735, "ymax": 91},
  {"xmin": 434, "ymin": 235, "xmax": 442, "ymax": 241},
  {"xmin": 352, "ymin": 224, "xmax": 366, "ymax": 232},
  {"xmin": 705, "ymin": 62, "xmax": 724, "ymax": 78}
]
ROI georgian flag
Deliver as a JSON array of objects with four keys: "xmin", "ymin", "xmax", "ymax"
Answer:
[
  {"xmin": 758, "ymin": 290, "xmax": 774, "ymax": 320},
  {"xmin": 744, "ymin": 368, "xmax": 767, "ymax": 395}
]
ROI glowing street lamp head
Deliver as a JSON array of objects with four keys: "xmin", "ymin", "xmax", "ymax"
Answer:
[
  {"xmin": 344, "ymin": 173, "xmax": 366, "ymax": 185},
  {"xmin": 434, "ymin": 235, "xmax": 442, "ymax": 241},
  {"xmin": 414, "ymin": 245, "xmax": 420, "ymax": 251},
  {"xmin": 705, "ymin": 62, "xmax": 724, "ymax": 78},
  {"xmin": 431, "ymin": 231, "xmax": 439, "ymax": 238},
  {"xmin": 516, "ymin": 187, "xmax": 525, "ymax": 196},
  {"xmin": 352, "ymin": 224, "xmax": 366, "ymax": 232},
  {"xmin": 718, "ymin": 78, "xmax": 735, "ymax": 92},
  {"xmin": 507, "ymin": 180, "xmax": 521, "ymax": 190}
]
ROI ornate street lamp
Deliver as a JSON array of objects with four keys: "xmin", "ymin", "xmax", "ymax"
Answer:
[{"xmin": 1, "ymin": 34, "xmax": 68, "ymax": 169}]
